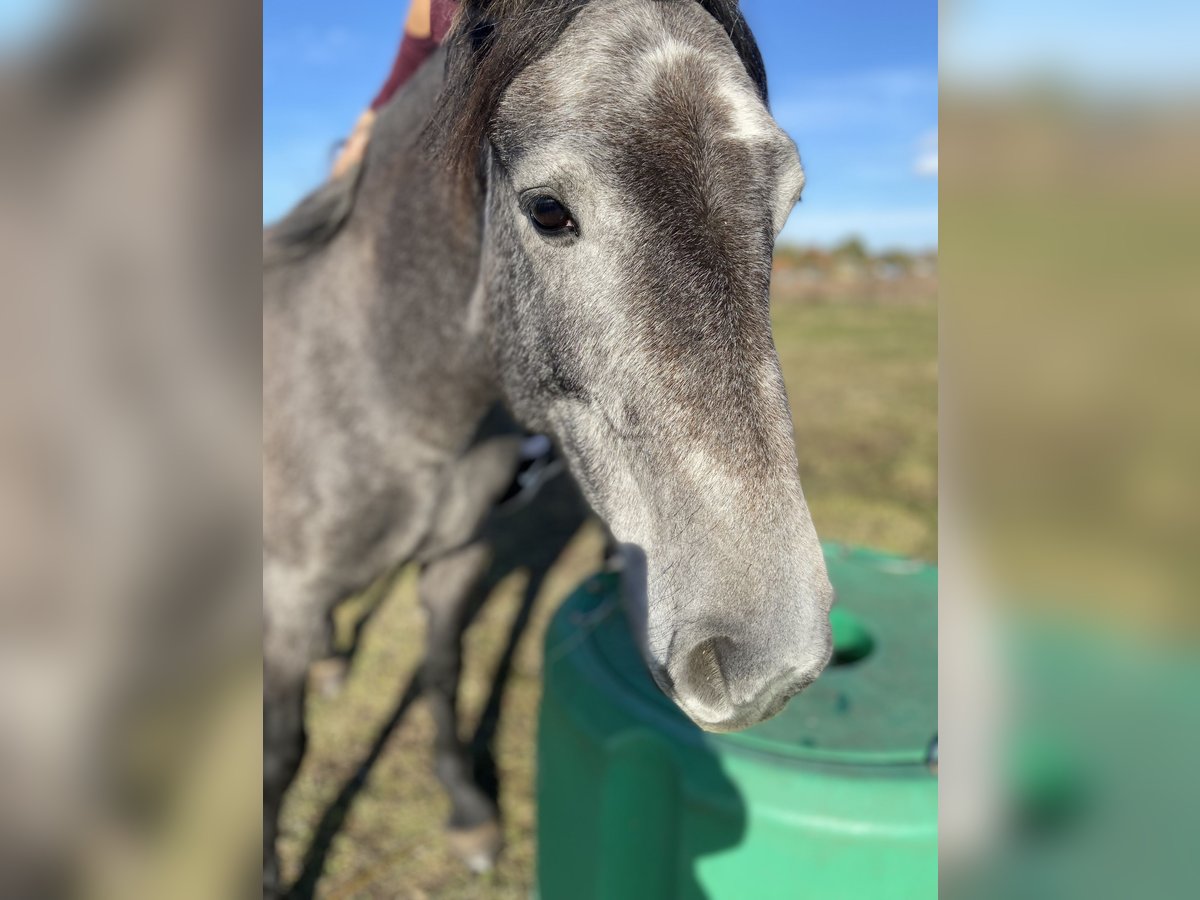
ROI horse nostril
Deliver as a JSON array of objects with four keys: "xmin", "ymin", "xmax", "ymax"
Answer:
[
  {"xmin": 669, "ymin": 633, "xmax": 827, "ymax": 731},
  {"xmin": 678, "ymin": 636, "xmax": 735, "ymax": 710}
]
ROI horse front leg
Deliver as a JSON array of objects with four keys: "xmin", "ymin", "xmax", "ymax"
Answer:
[
  {"xmin": 263, "ymin": 571, "xmax": 333, "ymax": 899},
  {"xmin": 309, "ymin": 569, "xmax": 397, "ymax": 699},
  {"xmin": 418, "ymin": 544, "xmax": 505, "ymax": 873}
]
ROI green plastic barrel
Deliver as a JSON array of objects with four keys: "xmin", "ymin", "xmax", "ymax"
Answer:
[{"xmin": 537, "ymin": 543, "xmax": 938, "ymax": 899}]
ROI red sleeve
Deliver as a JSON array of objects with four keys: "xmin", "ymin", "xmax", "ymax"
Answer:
[
  {"xmin": 430, "ymin": 0, "xmax": 457, "ymax": 42},
  {"xmin": 369, "ymin": 0, "xmax": 460, "ymax": 111}
]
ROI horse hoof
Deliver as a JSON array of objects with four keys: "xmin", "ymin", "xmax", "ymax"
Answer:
[
  {"xmin": 309, "ymin": 657, "xmax": 349, "ymax": 698},
  {"xmin": 447, "ymin": 820, "xmax": 503, "ymax": 873}
]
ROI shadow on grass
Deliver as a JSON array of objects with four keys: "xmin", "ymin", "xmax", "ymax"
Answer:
[
  {"xmin": 286, "ymin": 575, "xmax": 545, "ymax": 900},
  {"xmin": 467, "ymin": 572, "xmax": 545, "ymax": 805},
  {"xmin": 286, "ymin": 668, "xmax": 424, "ymax": 900}
]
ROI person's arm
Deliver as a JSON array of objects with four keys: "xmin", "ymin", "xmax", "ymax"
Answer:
[
  {"xmin": 331, "ymin": 108, "xmax": 377, "ymax": 178},
  {"xmin": 331, "ymin": 0, "xmax": 456, "ymax": 177}
]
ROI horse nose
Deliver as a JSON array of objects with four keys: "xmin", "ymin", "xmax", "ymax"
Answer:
[
  {"xmin": 676, "ymin": 636, "xmax": 737, "ymax": 711},
  {"xmin": 667, "ymin": 634, "xmax": 826, "ymax": 733}
]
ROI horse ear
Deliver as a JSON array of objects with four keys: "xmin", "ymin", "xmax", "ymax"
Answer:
[
  {"xmin": 697, "ymin": 0, "xmax": 768, "ymax": 103},
  {"xmin": 457, "ymin": 0, "xmax": 496, "ymax": 17},
  {"xmin": 429, "ymin": 0, "xmax": 591, "ymax": 193},
  {"xmin": 452, "ymin": 0, "xmax": 499, "ymax": 55},
  {"xmin": 429, "ymin": 0, "xmax": 507, "ymax": 193}
]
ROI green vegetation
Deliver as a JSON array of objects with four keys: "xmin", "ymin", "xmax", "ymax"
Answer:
[{"xmin": 278, "ymin": 285, "xmax": 937, "ymax": 898}]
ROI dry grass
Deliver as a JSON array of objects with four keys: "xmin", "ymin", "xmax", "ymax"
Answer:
[
  {"xmin": 277, "ymin": 289, "xmax": 937, "ymax": 897},
  {"xmin": 777, "ymin": 297, "xmax": 938, "ymax": 562}
]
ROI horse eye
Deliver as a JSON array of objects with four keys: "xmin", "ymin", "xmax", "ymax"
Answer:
[{"xmin": 528, "ymin": 196, "xmax": 575, "ymax": 234}]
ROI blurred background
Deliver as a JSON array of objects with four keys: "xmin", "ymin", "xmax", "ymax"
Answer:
[
  {"xmin": 941, "ymin": 2, "xmax": 1200, "ymax": 899},
  {"xmin": 1, "ymin": 1, "xmax": 261, "ymax": 897}
]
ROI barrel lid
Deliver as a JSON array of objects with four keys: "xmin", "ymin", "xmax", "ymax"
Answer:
[{"xmin": 564, "ymin": 543, "xmax": 937, "ymax": 768}]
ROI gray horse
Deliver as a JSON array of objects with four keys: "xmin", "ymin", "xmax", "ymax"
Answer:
[{"xmin": 264, "ymin": 0, "xmax": 833, "ymax": 893}]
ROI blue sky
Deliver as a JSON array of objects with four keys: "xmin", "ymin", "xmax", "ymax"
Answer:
[{"xmin": 264, "ymin": 0, "xmax": 938, "ymax": 250}]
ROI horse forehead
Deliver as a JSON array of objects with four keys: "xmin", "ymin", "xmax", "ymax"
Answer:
[
  {"xmin": 502, "ymin": 52, "xmax": 777, "ymax": 203},
  {"xmin": 597, "ymin": 53, "xmax": 774, "ymax": 174},
  {"xmin": 595, "ymin": 52, "xmax": 780, "ymax": 224},
  {"xmin": 621, "ymin": 36, "xmax": 772, "ymax": 141},
  {"xmin": 505, "ymin": 0, "xmax": 773, "ymax": 145},
  {"xmin": 575, "ymin": 15, "xmax": 770, "ymax": 139}
]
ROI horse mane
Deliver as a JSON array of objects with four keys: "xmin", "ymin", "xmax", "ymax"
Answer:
[
  {"xmin": 428, "ymin": 0, "xmax": 768, "ymax": 190},
  {"xmin": 263, "ymin": 160, "xmax": 365, "ymax": 265},
  {"xmin": 265, "ymin": 0, "xmax": 767, "ymax": 260}
]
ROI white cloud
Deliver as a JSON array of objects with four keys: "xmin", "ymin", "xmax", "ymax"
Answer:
[
  {"xmin": 914, "ymin": 152, "xmax": 938, "ymax": 177},
  {"xmin": 771, "ymin": 68, "xmax": 938, "ymax": 132},
  {"xmin": 914, "ymin": 130, "xmax": 938, "ymax": 177}
]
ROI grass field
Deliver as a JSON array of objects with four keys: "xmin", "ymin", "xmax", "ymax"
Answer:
[{"xmin": 278, "ymin": 290, "xmax": 937, "ymax": 898}]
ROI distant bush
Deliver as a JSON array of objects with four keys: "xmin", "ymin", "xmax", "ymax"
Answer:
[{"xmin": 771, "ymin": 239, "xmax": 937, "ymax": 305}]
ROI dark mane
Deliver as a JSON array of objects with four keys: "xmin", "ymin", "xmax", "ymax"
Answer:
[
  {"xmin": 427, "ymin": 0, "xmax": 768, "ymax": 190},
  {"xmin": 263, "ymin": 161, "xmax": 365, "ymax": 265}
]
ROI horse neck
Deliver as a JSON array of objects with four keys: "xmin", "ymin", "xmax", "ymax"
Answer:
[{"xmin": 333, "ymin": 68, "xmax": 498, "ymax": 455}]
